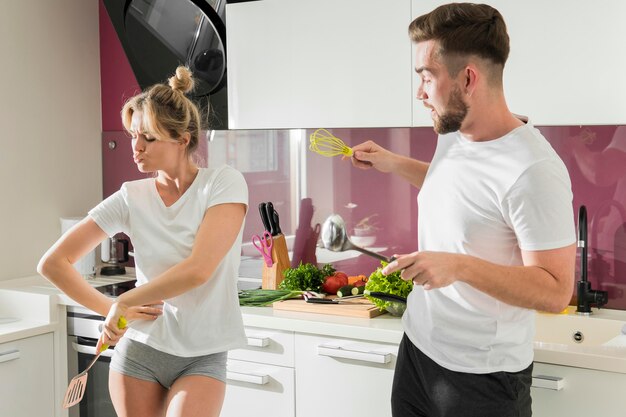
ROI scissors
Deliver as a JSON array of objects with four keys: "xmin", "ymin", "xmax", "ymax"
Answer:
[{"xmin": 252, "ymin": 231, "xmax": 274, "ymax": 267}]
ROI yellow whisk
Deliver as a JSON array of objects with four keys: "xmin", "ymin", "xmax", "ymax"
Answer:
[{"xmin": 309, "ymin": 129, "xmax": 353, "ymax": 158}]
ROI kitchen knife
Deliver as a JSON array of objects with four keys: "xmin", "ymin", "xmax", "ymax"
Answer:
[
  {"xmin": 265, "ymin": 202, "xmax": 281, "ymax": 236},
  {"xmin": 270, "ymin": 207, "xmax": 282, "ymax": 236},
  {"xmin": 305, "ymin": 298, "xmax": 339, "ymax": 304},
  {"xmin": 366, "ymin": 291, "xmax": 407, "ymax": 304},
  {"xmin": 259, "ymin": 202, "xmax": 272, "ymax": 233}
]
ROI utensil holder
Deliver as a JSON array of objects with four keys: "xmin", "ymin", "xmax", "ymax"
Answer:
[{"xmin": 262, "ymin": 234, "xmax": 291, "ymax": 289}]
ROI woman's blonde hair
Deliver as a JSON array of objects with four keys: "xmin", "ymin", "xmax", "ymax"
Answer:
[{"xmin": 121, "ymin": 66, "xmax": 202, "ymax": 156}]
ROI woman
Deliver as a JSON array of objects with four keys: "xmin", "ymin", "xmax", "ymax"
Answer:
[{"xmin": 38, "ymin": 66, "xmax": 248, "ymax": 417}]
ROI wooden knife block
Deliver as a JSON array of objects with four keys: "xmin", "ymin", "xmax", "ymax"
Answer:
[{"xmin": 262, "ymin": 234, "xmax": 291, "ymax": 290}]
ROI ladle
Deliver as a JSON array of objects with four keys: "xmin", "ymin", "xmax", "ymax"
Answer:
[{"xmin": 321, "ymin": 214, "xmax": 394, "ymax": 263}]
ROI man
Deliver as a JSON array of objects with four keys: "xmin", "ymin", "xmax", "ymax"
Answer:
[{"xmin": 350, "ymin": 4, "xmax": 576, "ymax": 416}]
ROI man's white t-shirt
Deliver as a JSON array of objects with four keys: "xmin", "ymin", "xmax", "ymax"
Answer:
[
  {"xmin": 89, "ymin": 165, "xmax": 248, "ymax": 357},
  {"xmin": 403, "ymin": 121, "xmax": 575, "ymax": 373}
]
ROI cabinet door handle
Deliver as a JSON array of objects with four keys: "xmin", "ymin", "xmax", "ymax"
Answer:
[
  {"xmin": 532, "ymin": 375, "xmax": 565, "ymax": 391},
  {"xmin": 0, "ymin": 349, "xmax": 20, "ymax": 364},
  {"xmin": 317, "ymin": 344, "xmax": 391, "ymax": 364},
  {"xmin": 72, "ymin": 342, "xmax": 115, "ymax": 358},
  {"xmin": 246, "ymin": 336, "xmax": 270, "ymax": 347},
  {"xmin": 226, "ymin": 370, "xmax": 270, "ymax": 385}
]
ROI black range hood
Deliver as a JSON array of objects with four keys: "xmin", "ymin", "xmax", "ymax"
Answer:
[{"xmin": 103, "ymin": 0, "xmax": 250, "ymax": 130}]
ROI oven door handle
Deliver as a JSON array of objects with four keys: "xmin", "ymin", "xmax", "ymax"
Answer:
[{"xmin": 72, "ymin": 342, "xmax": 115, "ymax": 358}]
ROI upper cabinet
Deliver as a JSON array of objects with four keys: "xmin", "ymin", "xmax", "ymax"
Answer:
[
  {"xmin": 412, "ymin": 0, "xmax": 626, "ymax": 126},
  {"xmin": 227, "ymin": 0, "xmax": 626, "ymax": 129},
  {"xmin": 226, "ymin": 0, "xmax": 413, "ymax": 129}
]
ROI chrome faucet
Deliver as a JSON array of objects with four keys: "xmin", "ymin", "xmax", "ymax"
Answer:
[{"xmin": 576, "ymin": 205, "xmax": 609, "ymax": 314}]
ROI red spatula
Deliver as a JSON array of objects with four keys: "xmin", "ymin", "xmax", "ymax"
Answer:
[{"xmin": 63, "ymin": 316, "xmax": 127, "ymax": 409}]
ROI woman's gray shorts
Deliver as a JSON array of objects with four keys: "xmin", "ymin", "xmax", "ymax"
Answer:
[{"xmin": 110, "ymin": 337, "xmax": 227, "ymax": 389}]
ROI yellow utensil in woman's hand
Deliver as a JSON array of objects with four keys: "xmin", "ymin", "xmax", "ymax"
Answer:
[{"xmin": 309, "ymin": 129, "xmax": 353, "ymax": 158}]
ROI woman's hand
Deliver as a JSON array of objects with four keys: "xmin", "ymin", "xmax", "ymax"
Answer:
[
  {"xmin": 125, "ymin": 302, "xmax": 164, "ymax": 322},
  {"xmin": 96, "ymin": 301, "xmax": 129, "ymax": 351}
]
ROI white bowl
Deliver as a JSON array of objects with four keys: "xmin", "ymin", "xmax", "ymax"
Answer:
[{"xmin": 350, "ymin": 235, "xmax": 376, "ymax": 247}]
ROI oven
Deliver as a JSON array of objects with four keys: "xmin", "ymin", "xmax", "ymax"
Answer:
[{"xmin": 66, "ymin": 279, "xmax": 136, "ymax": 417}]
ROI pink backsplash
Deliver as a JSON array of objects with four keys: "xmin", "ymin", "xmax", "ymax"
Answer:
[
  {"xmin": 203, "ymin": 126, "xmax": 626, "ymax": 310},
  {"xmin": 99, "ymin": 0, "xmax": 140, "ymax": 132}
]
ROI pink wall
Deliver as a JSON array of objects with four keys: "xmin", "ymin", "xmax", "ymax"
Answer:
[{"xmin": 99, "ymin": 0, "xmax": 140, "ymax": 132}]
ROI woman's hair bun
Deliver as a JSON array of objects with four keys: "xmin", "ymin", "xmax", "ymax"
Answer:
[{"xmin": 168, "ymin": 66, "xmax": 195, "ymax": 94}]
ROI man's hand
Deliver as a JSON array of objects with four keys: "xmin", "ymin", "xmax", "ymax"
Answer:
[{"xmin": 383, "ymin": 251, "xmax": 465, "ymax": 290}]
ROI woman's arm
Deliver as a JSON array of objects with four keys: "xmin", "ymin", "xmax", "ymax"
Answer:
[
  {"xmin": 37, "ymin": 217, "xmax": 115, "ymax": 316},
  {"xmin": 99, "ymin": 202, "xmax": 247, "ymax": 345}
]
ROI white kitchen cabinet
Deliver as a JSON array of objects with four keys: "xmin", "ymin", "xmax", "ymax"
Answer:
[
  {"xmin": 532, "ymin": 362, "xmax": 626, "ymax": 417},
  {"xmin": 0, "ymin": 332, "xmax": 55, "ymax": 417},
  {"xmin": 295, "ymin": 333, "xmax": 399, "ymax": 417},
  {"xmin": 411, "ymin": 1, "xmax": 626, "ymax": 126},
  {"xmin": 227, "ymin": 0, "xmax": 626, "ymax": 129},
  {"xmin": 222, "ymin": 327, "xmax": 295, "ymax": 417},
  {"xmin": 226, "ymin": 0, "xmax": 413, "ymax": 129}
]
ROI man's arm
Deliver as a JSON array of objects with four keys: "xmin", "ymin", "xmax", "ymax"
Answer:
[
  {"xmin": 384, "ymin": 243, "xmax": 576, "ymax": 313},
  {"xmin": 350, "ymin": 140, "xmax": 430, "ymax": 188}
]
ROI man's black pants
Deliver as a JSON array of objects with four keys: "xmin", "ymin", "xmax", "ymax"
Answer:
[{"xmin": 391, "ymin": 334, "xmax": 533, "ymax": 417}]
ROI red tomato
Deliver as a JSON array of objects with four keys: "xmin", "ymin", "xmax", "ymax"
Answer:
[
  {"xmin": 334, "ymin": 271, "xmax": 349, "ymax": 281},
  {"xmin": 321, "ymin": 275, "xmax": 344, "ymax": 294}
]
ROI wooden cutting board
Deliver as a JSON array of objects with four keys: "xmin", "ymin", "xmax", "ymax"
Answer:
[{"xmin": 272, "ymin": 297, "xmax": 386, "ymax": 318}]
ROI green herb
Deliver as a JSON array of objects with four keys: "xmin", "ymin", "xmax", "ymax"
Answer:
[
  {"xmin": 364, "ymin": 262, "xmax": 413, "ymax": 311},
  {"xmin": 278, "ymin": 262, "xmax": 336, "ymax": 292},
  {"xmin": 238, "ymin": 289, "xmax": 302, "ymax": 306}
]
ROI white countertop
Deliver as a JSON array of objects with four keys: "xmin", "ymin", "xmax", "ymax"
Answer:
[
  {"xmin": 241, "ymin": 306, "xmax": 403, "ymax": 344},
  {"xmin": 2, "ymin": 275, "xmax": 626, "ymax": 374},
  {"xmin": 0, "ymin": 319, "xmax": 57, "ymax": 345}
]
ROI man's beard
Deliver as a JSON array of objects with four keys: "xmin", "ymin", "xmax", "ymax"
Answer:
[{"xmin": 433, "ymin": 86, "xmax": 468, "ymax": 135}]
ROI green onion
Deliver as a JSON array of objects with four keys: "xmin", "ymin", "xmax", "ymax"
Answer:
[{"xmin": 238, "ymin": 289, "xmax": 302, "ymax": 307}]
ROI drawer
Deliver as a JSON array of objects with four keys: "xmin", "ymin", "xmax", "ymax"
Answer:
[
  {"xmin": 222, "ymin": 358, "xmax": 295, "ymax": 417},
  {"xmin": 0, "ymin": 333, "xmax": 55, "ymax": 417},
  {"xmin": 531, "ymin": 362, "xmax": 626, "ymax": 416},
  {"xmin": 295, "ymin": 333, "xmax": 398, "ymax": 417},
  {"xmin": 229, "ymin": 326, "xmax": 294, "ymax": 367}
]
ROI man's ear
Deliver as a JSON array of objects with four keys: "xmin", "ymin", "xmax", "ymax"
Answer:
[{"xmin": 464, "ymin": 65, "xmax": 478, "ymax": 97}]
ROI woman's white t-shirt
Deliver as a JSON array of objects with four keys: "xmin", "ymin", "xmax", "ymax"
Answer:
[
  {"xmin": 89, "ymin": 165, "xmax": 248, "ymax": 357},
  {"xmin": 404, "ymin": 121, "xmax": 576, "ymax": 373}
]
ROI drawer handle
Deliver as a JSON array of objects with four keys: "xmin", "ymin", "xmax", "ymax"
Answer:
[
  {"xmin": 317, "ymin": 344, "xmax": 391, "ymax": 364},
  {"xmin": 72, "ymin": 342, "xmax": 115, "ymax": 358},
  {"xmin": 226, "ymin": 370, "xmax": 269, "ymax": 385},
  {"xmin": 532, "ymin": 375, "xmax": 564, "ymax": 391},
  {"xmin": 0, "ymin": 349, "xmax": 20, "ymax": 364},
  {"xmin": 247, "ymin": 336, "xmax": 270, "ymax": 348}
]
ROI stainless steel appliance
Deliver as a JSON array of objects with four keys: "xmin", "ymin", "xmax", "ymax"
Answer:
[
  {"xmin": 102, "ymin": 0, "xmax": 235, "ymax": 129},
  {"xmin": 66, "ymin": 280, "xmax": 136, "ymax": 417},
  {"xmin": 100, "ymin": 237, "xmax": 130, "ymax": 276}
]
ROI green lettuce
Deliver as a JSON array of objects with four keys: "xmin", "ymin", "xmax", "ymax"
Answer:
[{"xmin": 364, "ymin": 262, "xmax": 413, "ymax": 311}]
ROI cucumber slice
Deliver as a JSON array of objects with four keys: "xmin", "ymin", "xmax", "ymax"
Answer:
[
  {"xmin": 337, "ymin": 285, "xmax": 355, "ymax": 298},
  {"xmin": 351, "ymin": 285, "xmax": 365, "ymax": 295}
]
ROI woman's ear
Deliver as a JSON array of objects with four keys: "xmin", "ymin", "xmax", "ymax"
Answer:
[{"xmin": 179, "ymin": 132, "xmax": 191, "ymax": 147}]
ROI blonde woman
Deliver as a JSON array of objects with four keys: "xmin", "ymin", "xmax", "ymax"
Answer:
[{"xmin": 39, "ymin": 66, "xmax": 248, "ymax": 417}]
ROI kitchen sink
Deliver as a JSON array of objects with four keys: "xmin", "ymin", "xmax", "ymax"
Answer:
[
  {"xmin": 534, "ymin": 306, "xmax": 626, "ymax": 373},
  {"xmin": 535, "ymin": 308, "xmax": 626, "ymax": 347}
]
